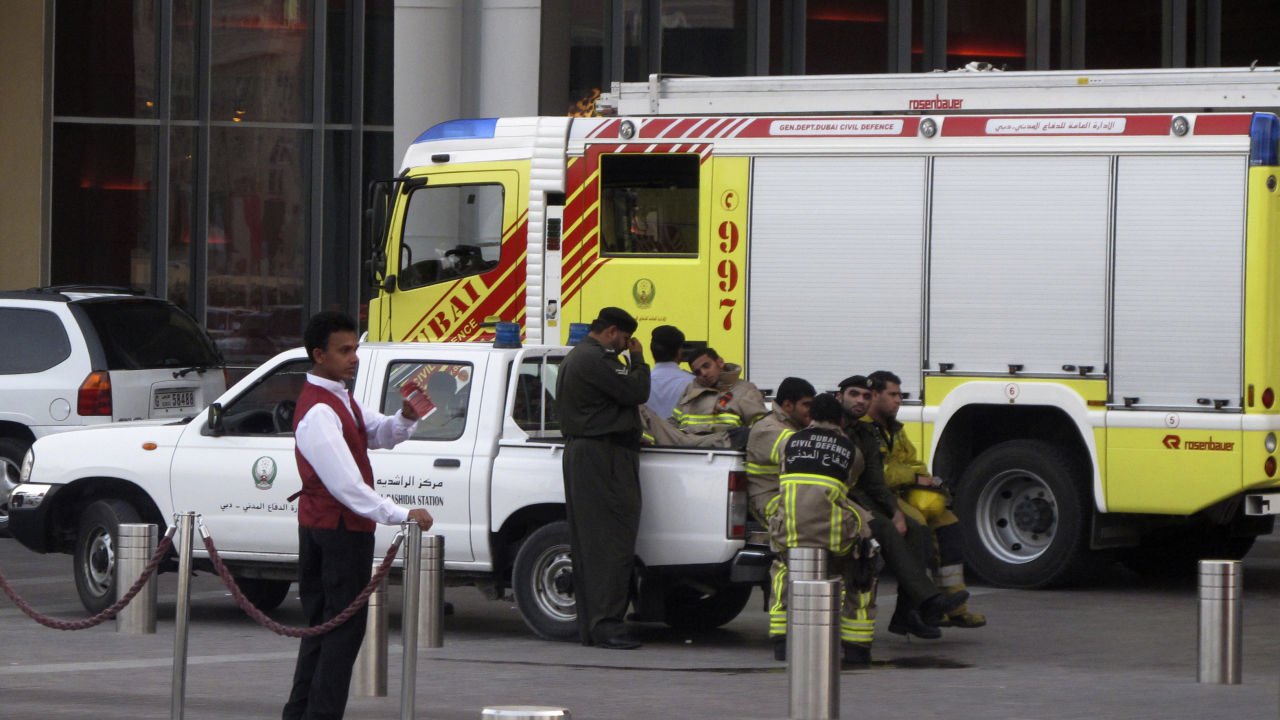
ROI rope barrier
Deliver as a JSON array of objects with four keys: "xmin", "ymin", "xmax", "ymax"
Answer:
[
  {"xmin": 201, "ymin": 527, "xmax": 403, "ymax": 639},
  {"xmin": 0, "ymin": 525, "xmax": 176, "ymax": 630}
]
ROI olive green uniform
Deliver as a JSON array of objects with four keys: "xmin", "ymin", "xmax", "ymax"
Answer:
[{"xmin": 557, "ymin": 336, "xmax": 650, "ymax": 645}]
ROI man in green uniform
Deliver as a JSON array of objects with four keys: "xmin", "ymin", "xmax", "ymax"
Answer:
[
  {"xmin": 838, "ymin": 375, "xmax": 959, "ymax": 639},
  {"xmin": 557, "ymin": 307, "xmax": 650, "ymax": 649}
]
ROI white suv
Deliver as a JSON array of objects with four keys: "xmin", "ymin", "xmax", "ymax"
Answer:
[{"xmin": 0, "ymin": 287, "xmax": 227, "ymax": 532}]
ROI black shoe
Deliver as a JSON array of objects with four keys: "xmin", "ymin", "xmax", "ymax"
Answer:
[
  {"xmin": 841, "ymin": 643, "xmax": 871, "ymax": 668},
  {"xmin": 772, "ymin": 636, "xmax": 787, "ymax": 662},
  {"xmin": 888, "ymin": 609, "xmax": 942, "ymax": 640},
  {"xmin": 597, "ymin": 634, "xmax": 642, "ymax": 650},
  {"xmin": 919, "ymin": 591, "xmax": 970, "ymax": 625}
]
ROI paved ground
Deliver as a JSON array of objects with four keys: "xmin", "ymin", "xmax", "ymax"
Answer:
[{"xmin": 1, "ymin": 535, "xmax": 1278, "ymax": 719}]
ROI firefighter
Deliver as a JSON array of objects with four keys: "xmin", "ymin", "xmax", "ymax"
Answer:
[
  {"xmin": 744, "ymin": 378, "xmax": 813, "ymax": 656},
  {"xmin": 771, "ymin": 393, "xmax": 878, "ymax": 666},
  {"xmin": 837, "ymin": 375, "xmax": 955, "ymax": 640},
  {"xmin": 671, "ymin": 347, "xmax": 767, "ymax": 434},
  {"xmin": 866, "ymin": 370, "xmax": 987, "ymax": 629}
]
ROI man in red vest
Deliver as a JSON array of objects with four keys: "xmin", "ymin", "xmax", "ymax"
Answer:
[{"xmin": 284, "ymin": 311, "xmax": 434, "ymax": 720}]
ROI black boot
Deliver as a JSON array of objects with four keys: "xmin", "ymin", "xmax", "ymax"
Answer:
[
  {"xmin": 888, "ymin": 608, "xmax": 942, "ymax": 640},
  {"xmin": 841, "ymin": 642, "xmax": 871, "ymax": 667},
  {"xmin": 919, "ymin": 590, "xmax": 969, "ymax": 625},
  {"xmin": 773, "ymin": 636, "xmax": 787, "ymax": 662}
]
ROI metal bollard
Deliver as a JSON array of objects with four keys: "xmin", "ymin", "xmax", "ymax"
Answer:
[
  {"xmin": 401, "ymin": 520, "xmax": 423, "ymax": 720},
  {"xmin": 419, "ymin": 534, "xmax": 445, "ymax": 648},
  {"xmin": 354, "ymin": 561, "xmax": 389, "ymax": 697},
  {"xmin": 788, "ymin": 546, "xmax": 829, "ymax": 582},
  {"xmin": 171, "ymin": 512, "xmax": 196, "ymax": 720},
  {"xmin": 788, "ymin": 578, "xmax": 840, "ymax": 720},
  {"xmin": 481, "ymin": 707, "xmax": 572, "ymax": 719},
  {"xmin": 1198, "ymin": 559, "xmax": 1243, "ymax": 684},
  {"xmin": 116, "ymin": 523, "xmax": 158, "ymax": 634}
]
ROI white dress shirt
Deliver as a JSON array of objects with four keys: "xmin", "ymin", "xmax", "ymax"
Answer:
[
  {"xmin": 647, "ymin": 362, "xmax": 694, "ymax": 419},
  {"xmin": 295, "ymin": 373, "xmax": 417, "ymax": 524}
]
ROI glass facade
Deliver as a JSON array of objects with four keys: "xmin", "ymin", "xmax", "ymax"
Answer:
[{"xmin": 50, "ymin": 0, "xmax": 393, "ymax": 367}]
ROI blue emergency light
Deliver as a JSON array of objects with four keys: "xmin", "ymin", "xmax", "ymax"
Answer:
[
  {"xmin": 413, "ymin": 118, "xmax": 498, "ymax": 144},
  {"xmin": 1249, "ymin": 113, "xmax": 1280, "ymax": 166},
  {"xmin": 494, "ymin": 321, "xmax": 521, "ymax": 349}
]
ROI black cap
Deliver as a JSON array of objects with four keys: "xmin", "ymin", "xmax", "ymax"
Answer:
[
  {"xmin": 595, "ymin": 306, "xmax": 638, "ymax": 334},
  {"xmin": 838, "ymin": 375, "xmax": 872, "ymax": 391}
]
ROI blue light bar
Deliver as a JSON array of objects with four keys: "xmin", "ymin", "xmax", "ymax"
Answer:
[
  {"xmin": 413, "ymin": 118, "xmax": 498, "ymax": 144},
  {"xmin": 1249, "ymin": 113, "xmax": 1280, "ymax": 166}
]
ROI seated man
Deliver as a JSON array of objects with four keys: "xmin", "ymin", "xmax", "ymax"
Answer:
[
  {"xmin": 866, "ymin": 370, "xmax": 986, "ymax": 629},
  {"xmin": 640, "ymin": 348, "xmax": 763, "ymax": 449}
]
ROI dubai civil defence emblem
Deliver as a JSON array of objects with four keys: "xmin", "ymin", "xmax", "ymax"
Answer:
[
  {"xmin": 632, "ymin": 278, "xmax": 656, "ymax": 308},
  {"xmin": 253, "ymin": 457, "xmax": 278, "ymax": 490}
]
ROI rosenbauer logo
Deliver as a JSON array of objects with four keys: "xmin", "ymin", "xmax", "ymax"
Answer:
[
  {"xmin": 1162, "ymin": 434, "xmax": 1235, "ymax": 452},
  {"xmin": 908, "ymin": 95, "xmax": 963, "ymax": 111}
]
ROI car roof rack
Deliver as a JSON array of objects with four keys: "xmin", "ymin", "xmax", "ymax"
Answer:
[{"xmin": 35, "ymin": 284, "xmax": 148, "ymax": 296}]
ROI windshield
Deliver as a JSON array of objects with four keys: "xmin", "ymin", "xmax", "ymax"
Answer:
[{"xmin": 80, "ymin": 298, "xmax": 224, "ymax": 370}]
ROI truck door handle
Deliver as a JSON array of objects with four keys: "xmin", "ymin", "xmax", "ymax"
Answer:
[{"xmin": 434, "ymin": 458, "xmax": 461, "ymax": 468}]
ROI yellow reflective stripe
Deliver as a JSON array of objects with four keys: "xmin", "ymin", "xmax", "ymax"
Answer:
[
  {"xmin": 769, "ymin": 429, "xmax": 795, "ymax": 464},
  {"xmin": 831, "ymin": 496, "xmax": 841, "ymax": 552},
  {"xmin": 779, "ymin": 474, "xmax": 846, "ymax": 494},
  {"xmin": 744, "ymin": 462, "xmax": 779, "ymax": 474},
  {"xmin": 677, "ymin": 414, "xmax": 742, "ymax": 428},
  {"xmin": 764, "ymin": 494, "xmax": 781, "ymax": 518},
  {"xmin": 785, "ymin": 480, "xmax": 799, "ymax": 547}
]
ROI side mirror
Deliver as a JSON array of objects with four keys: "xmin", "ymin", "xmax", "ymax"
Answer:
[{"xmin": 207, "ymin": 402, "xmax": 225, "ymax": 436}]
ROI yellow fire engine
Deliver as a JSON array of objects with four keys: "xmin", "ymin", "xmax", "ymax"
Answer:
[{"xmin": 367, "ymin": 67, "xmax": 1280, "ymax": 587}]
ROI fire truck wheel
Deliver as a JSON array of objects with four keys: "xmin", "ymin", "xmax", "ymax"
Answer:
[
  {"xmin": 956, "ymin": 440, "xmax": 1095, "ymax": 589},
  {"xmin": 662, "ymin": 582, "xmax": 753, "ymax": 631},
  {"xmin": 512, "ymin": 521, "xmax": 579, "ymax": 641},
  {"xmin": 73, "ymin": 498, "xmax": 141, "ymax": 615}
]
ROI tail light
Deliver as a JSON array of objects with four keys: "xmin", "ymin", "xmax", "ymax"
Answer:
[
  {"xmin": 77, "ymin": 371, "xmax": 113, "ymax": 417},
  {"xmin": 727, "ymin": 470, "xmax": 748, "ymax": 539}
]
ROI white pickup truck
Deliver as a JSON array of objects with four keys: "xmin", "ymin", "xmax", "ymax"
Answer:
[{"xmin": 9, "ymin": 341, "xmax": 765, "ymax": 639}]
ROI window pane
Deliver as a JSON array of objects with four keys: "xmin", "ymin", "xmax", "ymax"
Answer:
[
  {"xmin": 172, "ymin": 0, "xmax": 199, "ymax": 119},
  {"xmin": 1220, "ymin": 1, "xmax": 1280, "ymax": 67},
  {"xmin": 0, "ymin": 309, "xmax": 72, "ymax": 374},
  {"xmin": 599, "ymin": 154, "xmax": 699, "ymax": 256},
  {"xmin": 1085, "ymin": 0, "xmax": 1161, "ymax": 69},
  {"xmin": 397, "ymin": 185, "xmax": 505, "ymax": 290},
  {"xmin": 360, "ymin": 131, "xmax": 396, "ymax": 310},
  {"xmin": 947, "ymin": 0, "xmax": 1027, "ymax": 71},
  {"xmin": 51, "ymin": 124, "xmax": 157, "ymax": 290},
  {"xmin": 207, "ymin": 127, "xmax": 308, "ymax": 365},
  {"xmin": 54, "ymin": 0, "xmax": 159, "ymax": 118},
  {"xmin": 563, "ymin": 0, "xmax": 606, "ymax": 115},
  {"xmin": 211, "ymin": 0, "xmax": 313, "ymax": 123},
  {"xmin": 326, "ymin": 0, "xmax": 353, "ymax": 124},
  {"xmin": 806, "ymin": 0, "xmax": 889, "ymax": 74},
  {"xmin": 323, "ymin": 130, "xmax": 353, "ymax": 311},
  {"xmin": 513, "ymin": 356, "xmax": 562, "ymax": 436},
  {"xmin": 365, "ymin": 0, "xmax": 394, "ymax": 125},
  {"xmin": 383, "ymin": 362, "xmax": 473, "ymax": 441},
  {"xmin": 79, "ymin": 298, "xmax": 222, "ymax": 370},
  {"xmin": 219, "ymin": 358, "xmax": 311, "ymax": 435},
  {"xmin": 169, "ymin": 127, "xmax": 195, "ymax": 311},
  {"xmin": 660, "ymin": 0, "xmax": 750, "ymax": 76}
]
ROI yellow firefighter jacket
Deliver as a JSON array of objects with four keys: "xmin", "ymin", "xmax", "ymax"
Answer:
[{"xmin": 671, "ymin": 364, "xmax": 767, "ymax": 433}]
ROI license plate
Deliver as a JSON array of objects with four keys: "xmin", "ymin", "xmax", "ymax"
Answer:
[{"xmin": 154, "ymin": 389, "xmax": 195, "ymax": 410}]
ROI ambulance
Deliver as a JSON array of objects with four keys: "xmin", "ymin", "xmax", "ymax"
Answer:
[{"xmin": 366, "ymin": 67, "xmax": 1280, "ymax": 588}]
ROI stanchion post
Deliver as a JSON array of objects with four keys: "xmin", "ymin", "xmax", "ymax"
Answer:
[
  {"xmin": 419, "ymin": 534, "xmax": 444, "ymax": 648},
  {"xmin": 170, "ymin": 512, "xmax": 196, "ymax": 720},
  {"xmin": 355, "ymin": 561, "xmax": 389, "ymax": 697},
  {"xmin": 788, "ymin": 577, "xmax": 840, "ymax": 720},
  {"xmin": 1198, "ymin": 559, "xmax": 1242, "ymax": 685},
  {"xmin": 401, "ymin": 520, "xmax": 423, "ymax": 720},
  {"xmin": 786, "ymin": 546, "xmax": 829, "ymax": 664},
  {"xmin": 117, "ymin": 523, "xmax": 158, "ymax": 634}
]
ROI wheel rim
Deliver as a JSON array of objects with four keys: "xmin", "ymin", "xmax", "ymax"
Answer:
[
  {"xmin": 529, "ymin": 544, "xmax": 576, "ymax": 623},
  {"xmin": 0, "ymin": 454, "xmax": 19, "ymax": 524},
  {"xmin": 974, "ymin": 468, "xmax": 1058, "ymax": 565},
  {"xmin": 82, "ymin": 526, "xmax": 116, "ymax": 598}
]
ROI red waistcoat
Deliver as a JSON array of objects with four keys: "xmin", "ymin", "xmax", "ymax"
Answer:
[{"xmin": 293, "ymin": 381, "xmax": 377, "ymax": 533}]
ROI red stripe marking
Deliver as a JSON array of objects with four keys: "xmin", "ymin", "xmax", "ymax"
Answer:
[{"xmin": 1195, "ymin": 114, "xmax": 1254, "ymax": 135}]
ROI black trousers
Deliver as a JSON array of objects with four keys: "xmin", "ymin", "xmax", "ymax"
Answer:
[
  {"xmin": 562, "ymin": 436, "xmax": 641, "ymax": 645},
  {"xmin": 867, "ymin": 511, "xmax": 939, "ymax": 612},
  {"xmin": 282, "ymin": 523, "xmax": 374, "ymax": 720}
]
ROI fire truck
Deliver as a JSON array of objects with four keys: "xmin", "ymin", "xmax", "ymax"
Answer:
[{"xmin": 366, "ymin": 67, "xmax": 1280, "ymax": 587}]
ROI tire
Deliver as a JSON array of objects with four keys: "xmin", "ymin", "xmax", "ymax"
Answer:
[
  {"xmin": 662, "ymin": 583, "xmax": 753, "ymax": 632},
  {"xmin": 512, "ymin": 521, "xmax": 578, "ymax": 641},
  {"xmin": 0, "ymin": 437, "xmax": 31, "ymax": 537},
  {"xmin": 73, "ymin": 499, "xmax": 141, "ymax": 614},
  {"xmin": 236, "ymin": 578, "xmax": 293, "ymax": 612},
  {"xmin": 955, "ymin": 439, "xmax": 1095, "ymax": 589}
]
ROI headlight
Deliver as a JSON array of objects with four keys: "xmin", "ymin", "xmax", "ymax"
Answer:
[{"xmin": 19, "ymin": 449, "xmax": 33, "ymax": 483}]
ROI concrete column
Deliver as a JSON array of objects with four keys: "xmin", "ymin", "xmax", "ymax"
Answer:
[
  {"xmin": 393, "ymin": 0, "xmax": 463, "ymax": 165},
  {"xmin": 0, "ymin": 0, "xmax": 46, "ymax": 288},
  {"xmin": 475, "ymin": 0, "xmax": 542, "ymax": 117}
]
